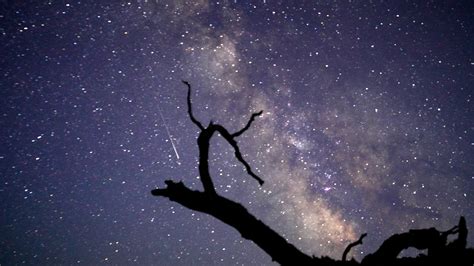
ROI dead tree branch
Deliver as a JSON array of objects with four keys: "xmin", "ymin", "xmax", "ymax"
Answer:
[
  {"xmin": 232, "ymin": 110, "xmax": 263, "ymax": 137},
  {"xmin": 151, "ymin": 81, "xmax": 474, "ymax": 266},
  {"xmin": 151, "ymin": 180, "xmax": 314, "ymax": 265},
  {"xmin": 342, "ymin": 233, "xmax": 367, "ymax": 261},
  {"xmin": 182, "ymin": 81, "xmax": 264, "ymax": 194},
  {"xmin": 182, "ymin": 80, "xmax": 204, "ymax": 131},
  {"xmin": 214, "ymin": 124, "xmax": 264, "ymax": 185}
]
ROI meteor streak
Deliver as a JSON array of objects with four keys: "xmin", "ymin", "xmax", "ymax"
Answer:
[{"xmin": 157, "ymin": 105, "xmax": 181, "ymax": 165}]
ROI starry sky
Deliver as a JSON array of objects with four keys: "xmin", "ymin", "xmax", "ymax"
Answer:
[{"xmin": 1, "ymin": 1, "xmax": 473, "ymax": 265}]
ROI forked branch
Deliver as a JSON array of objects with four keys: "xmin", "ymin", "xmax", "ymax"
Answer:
[
  {"xmin": 182, "ymin": 81, "xmax": 264, "ymax": 193},
  {"xmin": 214, "ymin": 125, "xmax": 264, "ymax": 185},
  {"xmin": 342, "ymin": 233, "xmax": 367, "ymax": 261},
  {"xmin": 152, "ymin": 81, "xmax": 474, "ymax": 266}
]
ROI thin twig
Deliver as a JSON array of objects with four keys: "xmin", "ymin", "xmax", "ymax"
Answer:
[
  {"xmin": 215, "ymin": 125, "xmax": 264, "ymax": 185},
  {"xmin": 182, "ymin": 80, "xmax": 204, "ymax": 131},
  {"xmin": 232, "ymin": 110, "xmax": 263, "ymax": 137}
]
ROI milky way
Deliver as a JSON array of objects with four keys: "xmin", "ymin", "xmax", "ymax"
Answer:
[{"xmin": 1, "ymin": 1, "xmax": 473, "ymax": 265}]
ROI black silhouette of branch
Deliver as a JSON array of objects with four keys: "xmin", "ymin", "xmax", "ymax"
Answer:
[
  {"xmin": 449, "ymin": 216, "xmax": 467, "ymax": 249},
  {"xmin": 214, "ymin": 124, "xmax": 264, "ymax": 185},
  {"xmin": 342, "ymin": 233, "xmax": 367, "ymax": 261},
  {"xmin": 182, "ymin": 80, "xmax": 204, "ymax": 131},
  {"xmin": 442, "ymin": 225, "xmax": 459, "ymax": 237},
  {"xmin": 151, "ymin": 81, "xmax": 474, "ymax": 266},
  {"xmin": 361, "ymin": 226, "xmax": 457, "ymax": 265},
  {"xmin": 232, "ymin": 110, "xmax": 263, "ymax": 137},
  {"xmin": 151, "ymin": 181, "xmax": 314, "ymax": 265},
  {"xmin": 181, "ymin": 81, "xmax": 264, "ymax": 194},
  {"xmin": 196, "ymin": 124, "xmax": 264, "ymax": 194}
]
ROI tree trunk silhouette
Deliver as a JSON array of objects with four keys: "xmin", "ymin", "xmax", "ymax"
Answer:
[{"xmin": 151, "ymin": 81, "xmax": 474, "ymax": 266}]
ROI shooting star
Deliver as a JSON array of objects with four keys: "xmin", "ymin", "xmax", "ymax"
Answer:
[{"xmin": 157, "ymin": 106, "xmax": 181, "ymax": 165}]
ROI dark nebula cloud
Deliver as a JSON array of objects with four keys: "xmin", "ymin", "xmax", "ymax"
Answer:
[{"xmin": 1, "ymin": 1, "xmax": 472, "ymax": 265}]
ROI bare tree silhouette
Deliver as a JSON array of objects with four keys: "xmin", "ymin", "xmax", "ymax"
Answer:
[{"xmin": 151, "ymin": 81, "xmax": 474, "ymax": 265}]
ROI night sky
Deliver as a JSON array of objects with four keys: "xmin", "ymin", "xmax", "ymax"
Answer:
[{"xmin": 1, "ymin": 1, "xmax": 473, "ymax": 265}]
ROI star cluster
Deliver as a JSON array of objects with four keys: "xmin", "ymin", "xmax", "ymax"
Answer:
[{"xmin": 1, "ymin": 1, "xmax": 473, "ymax": 265}]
